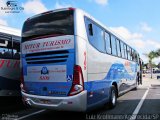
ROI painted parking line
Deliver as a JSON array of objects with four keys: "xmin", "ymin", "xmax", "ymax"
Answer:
[
  {"xmin": 17, "ymin": 109, "xmax": 46, "ymax": 120},
  {"xmin": 129, "ymin": 87, "xmax": 149, "ymax": 120}
]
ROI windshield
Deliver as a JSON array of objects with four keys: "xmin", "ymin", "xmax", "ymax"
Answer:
[{"xmin": 22, "ymin": 10, "xmax": 74, "ymax": 42}]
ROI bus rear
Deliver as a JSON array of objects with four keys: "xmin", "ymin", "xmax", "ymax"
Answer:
[{"xmin": 21, "ymin": 8, "xmax": 87, "ymax": 111}]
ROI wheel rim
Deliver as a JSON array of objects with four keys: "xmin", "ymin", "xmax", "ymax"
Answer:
[{"xmin": 112, "ymin": 90, "xmax": 116, "ymax": 105}]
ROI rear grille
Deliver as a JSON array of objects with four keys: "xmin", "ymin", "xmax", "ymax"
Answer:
[{"xmin": 25, "ymin": 50, "xmax": 69, "ymax": 64}]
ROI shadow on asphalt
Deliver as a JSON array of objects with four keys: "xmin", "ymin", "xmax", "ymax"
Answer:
[
  {"xmin": 1, "ymin": 85, "xmax": 160, "ymax": 120},
  {"xmin": 0, "ymin": 96, "xmax": 26, "ymax": 114}
]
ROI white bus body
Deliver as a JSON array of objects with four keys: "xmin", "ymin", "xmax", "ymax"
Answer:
[{"xmin": 21, "ymin": 8, "xmax": 140, "ymax": 111}]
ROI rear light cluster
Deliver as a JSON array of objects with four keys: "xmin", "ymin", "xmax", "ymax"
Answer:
[
  {"xmin": 68, "ymin": 7, "xmax": 75, "ymax": 10},
  {"xmin": 20, "ymin": 68, "xmax": 26, "ymax": 92},
  {"xmin": 68, "ymin": 65, "xmax": 84, "ymax": 96}
]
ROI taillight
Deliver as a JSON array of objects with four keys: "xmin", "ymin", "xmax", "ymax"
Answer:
[
  {"xmin": 68, "ymin": 7, "xmax": 75, "ymax": 11},
  {"xmin": 20, "ymin": 68, "xmax": 26, "ymax": 92},
  {"xmin": 68, "ymin": 65, "xmax": 84, "ymax": 96}
]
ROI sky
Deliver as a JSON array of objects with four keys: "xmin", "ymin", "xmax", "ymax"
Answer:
[{"xmin": 0, "ymin": 0, "xmax": 160, "ymax": 64}]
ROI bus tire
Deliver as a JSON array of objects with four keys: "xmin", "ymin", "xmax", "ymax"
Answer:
[
  {"xmin": 133, "ymin": 86, "xmax": 137, "ymax": 90},
  {"xmin": 108, "ymin": 85, "xmax": 117, "ymax": 109}
]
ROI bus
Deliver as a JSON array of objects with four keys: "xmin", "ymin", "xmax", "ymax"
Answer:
[
  {"xmin": 0, "ymin": 25, "xmax": 21, "ymax": 96},
  {"xmin": 21, "ymin": 8, "xmax": 141, "ymax": 111}
]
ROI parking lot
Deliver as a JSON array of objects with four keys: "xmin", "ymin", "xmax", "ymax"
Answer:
[{"xmin": 0, "ymin": 74, "xmax": 160, "ymax": 120}]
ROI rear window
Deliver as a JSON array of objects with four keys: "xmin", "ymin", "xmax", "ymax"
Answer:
[{"xmin": 22, "ymin": 10, "xmax": 74, "ymax": 42}]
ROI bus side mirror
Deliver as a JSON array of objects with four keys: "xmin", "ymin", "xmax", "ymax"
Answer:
[{"xmin": 88, "ymin": 23, "xmax": 93, "ymax": 36}]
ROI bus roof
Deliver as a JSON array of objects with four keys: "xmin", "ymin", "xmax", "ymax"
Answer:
[{"xmin": 0, "ymin": 24, "xmax": 21, "ymax": 37}]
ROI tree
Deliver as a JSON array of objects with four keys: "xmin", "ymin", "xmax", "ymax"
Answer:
[
  {"xmin": 156, "ymin": 49, "xmax": 160, "ymax": 56},
  {"xmin": 154, "ymin": 48, "xmax": 160, "ymax": 69},
  {"xmin": 144, "ymin": 51, "xmax": 157, "ymax": 79}
]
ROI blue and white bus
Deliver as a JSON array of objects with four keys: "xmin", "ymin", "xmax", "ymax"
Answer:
[
  {"xmin": 0, "ymin": 25, "xmax": 21, "ymax": 96},
  {"xmin": 21, "ymin": 8, "xmax": 141, "ymax": 111}
]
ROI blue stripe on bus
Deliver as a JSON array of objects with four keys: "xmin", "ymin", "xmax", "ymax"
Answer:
[
  {"xmin": 105, "ymin": 63, "xmax": 137, "ymax": 80},
  {"xmin": 86, "ymin": 62, "xmax": 137, "ymax": 106}
]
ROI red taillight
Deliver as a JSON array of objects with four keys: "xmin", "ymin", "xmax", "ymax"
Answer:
[
  {"xmin": 68, "ymin": 7, "xmax": 75, "ymax": 11},
  {"xmin": 68, "ymin": 65, "xmax": 84, "ymax": 96}
]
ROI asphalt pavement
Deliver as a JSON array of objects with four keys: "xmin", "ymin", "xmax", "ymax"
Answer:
[{"xmin": 0, "ymin": 74, "xmax": 160, "ymax": 120}]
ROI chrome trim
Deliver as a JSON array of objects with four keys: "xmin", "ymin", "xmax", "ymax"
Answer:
[{"xmin": 22, "ymin": 90, "xmax": 87, "ymax": 112}]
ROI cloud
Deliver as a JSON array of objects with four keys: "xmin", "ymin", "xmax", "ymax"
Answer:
[
  {"xmin": 0, "ymin": 19, "xmax": 8, "ymax": 26},
  {"xmin": 109, "ymin": 26, "xmax": 160, "ymax": 63},
  {"xmin": 153, "ymin": 57, "xmax": 160, "ymax": 64},
  {"xmin": 144, "ymin": 40, "xmax": 160, "ymax": 52},
  {"xmin": 109, "ymin": 26, "xmax": 159, "ymax": 51},
  {"xmin": 94, "ymin": 0, "xmax": 108, "ymax": 5},
  {"xmin": 54, "ymin": 1, "xmax": 71, "ymax": 9},
  {"xmin": 110, "ymin": 26, "xmax": 143, "ymax": 42},
  {"xmin": 22, "ymin": 0, "xmax": 48, "ymax": 14},
  {"xmin": 131, "ymin": 39, "xmax": 145, "ymax": 49},
  {"xmin": 134, "ymin": 39, "xmax": 160, "ymax": 54},
  {"xmin": 140, "ymin": 22, "xmax": 152, "ymax": 32},
  {"xmin": 140, "ymin": 39, "xmax": 160, "ymax": 64}
]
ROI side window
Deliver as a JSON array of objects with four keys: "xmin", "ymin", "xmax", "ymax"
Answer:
[
  {"xmin": 120, "ymin": 41, "xmax": 125, "ymax": 58},
  {"xmin": 130, "ymin": 48, "xmax": 132, "ymax": 60},
  {"xmin": 124, "ymin": 44, "xmax": 127, "ymax": 59},
  {"xmin": 104, "ymin": 32, "xmax": 111, "ymax": 54},
  {"xmin": 127, "ymin": 46, "xmax": 131, "ymax": 60},
  {"xmin": 85, "ymin": 18, "xmax": 105, "ymax": 53},
  {"xmin": 111, "ymin": 35, "xmax": 117, "ymax": 56},
  {"xmin": 0, "ymin": 34, "xmax": 12, "ymax": 59},
  {"xmin": 131, "ymin": 49, "xmax": 134, "ymax": 61},
  {"xmin": 116, "ymin": 39, "xmax": 121, "ymax": 57},
  {"xmin": 13, "ymin": 40, "xmax": 20, "ymax": 59}
]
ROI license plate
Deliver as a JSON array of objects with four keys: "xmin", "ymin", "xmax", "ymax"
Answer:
[{"xmin": 40, "ymin": 99, "xmax": 51, "ymax": 104}]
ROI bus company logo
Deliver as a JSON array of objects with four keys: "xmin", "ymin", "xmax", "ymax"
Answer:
[
  {"xmin": 6, "ymin": 1, "xmax": 17, "ymax": 7},
  {"xmin": 41, "ymin": 67, "xmax": 49, "ymax": 75},
  {"xmin": 40, "ymin": 67, "xmax": 49, "ymax": 80},
  {"xmin": 1, "ymin": 0, "xmax": 24, "ymax": 13}
]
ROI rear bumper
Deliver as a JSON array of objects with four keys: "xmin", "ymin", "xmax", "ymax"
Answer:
[{"xmin": 21, "ymin": 90, "xmax": 87, "ymax": 112}]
